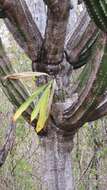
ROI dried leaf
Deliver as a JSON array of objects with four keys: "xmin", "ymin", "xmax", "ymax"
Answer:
[{"xmin": 4, "ymin": 71, "xmax": 49, "ymax": 80}]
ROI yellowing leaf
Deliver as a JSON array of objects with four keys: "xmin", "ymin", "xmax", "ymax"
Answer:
[
  {"xmin": 13, "ymin": 84, "xmax": 47, "ymax": 121},
  {"xmin": 36, "ymin": 83, "xmax": 52, "ymax": 133},
  {"xmin": 47, "ymin": 79, "xmax": 56, "ymax": 116},
  {"xmin": 31, "ymin": 82, "xmax": 52, "ymax": 122}
]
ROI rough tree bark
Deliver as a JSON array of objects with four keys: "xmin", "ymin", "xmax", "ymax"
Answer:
[
  {"xmin": 40, "ymin": 123, "xmax": 75, "ymax": 190},
  {"xmin": 0, "ymin": 0, "xmax": 107, "ymax": 190}
]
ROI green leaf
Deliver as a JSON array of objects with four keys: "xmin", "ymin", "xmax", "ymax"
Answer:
[
  {"xmin": 4, "ymin": 71, "xmax": 49, "ymax": 80},
  {"xmin": 31, "ymin": 81, "xmax": 54, "ymax": 123},
  {"xmin": 31, "ymin": 99, "xmax": 41, "ymax": 122},
  {"xmin": 13, "ymin": 84, "xmax": 47, "ymax": 121},
  {"xmin": 36, "ymin": 83, "xmax": 52, "ymax": 133},
  {"xmin": 47, "ymin": 79, "xmax": 56, "ymax": 116}
]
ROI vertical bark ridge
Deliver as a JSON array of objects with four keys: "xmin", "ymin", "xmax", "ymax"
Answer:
[
  {"xmin": 40, "ymin": 122, "xmax": 75, "ymax": 190},
  {"xmin": 65, "ymin": 19, "xmax": 98, "ymax": 69}
]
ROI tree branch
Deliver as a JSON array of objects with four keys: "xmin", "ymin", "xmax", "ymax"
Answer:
[
  {"xmin": 65, "ymin": 32, "xmax": 107, "ymax": 129},
  {"xmin": 76, "ymin": 153, "xmax": 95, "ymax": 186},
  {"xmin": 37, "ymin": 0, "xmax": 70, "ymax": 74},
  {"xmin": 65, "ymin": 9, "xmax": 89, "ymax": 46},
  {"xmin": 87, "ymin": 101, "xmax": 107, "ymax": 122},
  {"xmin": 83, "ymin": 0, "xmax": 107, "ymax": 32},
  {"xmin": 65, "ymin": 11, "xmax": 99, "ymax": 69},
  {"xmin": 53, "ymin": 32, "xmax": 107, "ymax": 131},
  {"xmin": 0, "ymin": 0, "xmax": 43, "ymax": 62}
]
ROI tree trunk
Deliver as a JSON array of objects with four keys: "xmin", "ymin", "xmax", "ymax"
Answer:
[{"xmin": 39, "ymin": 121, "xmax": 75, "ymax": 190}]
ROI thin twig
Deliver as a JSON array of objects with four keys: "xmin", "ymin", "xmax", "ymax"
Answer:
[{"xmin": 75, "ymin": 153, "xmax": 95, "ymax": 186}]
